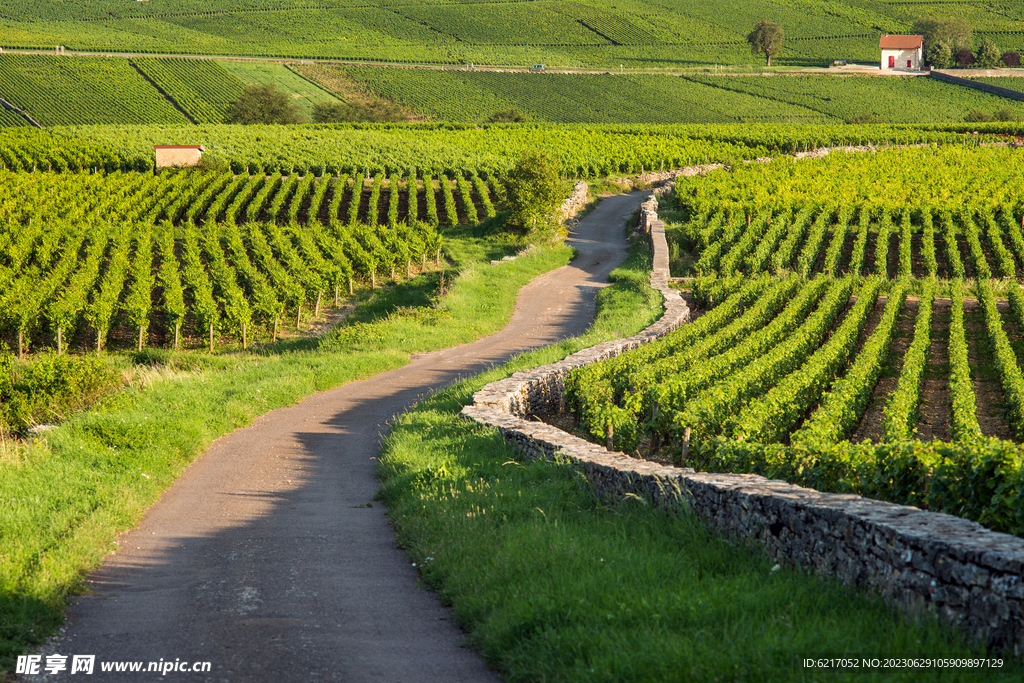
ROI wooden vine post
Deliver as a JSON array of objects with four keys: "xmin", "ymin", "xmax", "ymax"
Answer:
[
  {"xmin": 649, "ymin": 402, "xmax": 660, "ymax": 458},
  {"xmin": 679, "ymin": 427, "xmax": 691, "ymax": 466}
]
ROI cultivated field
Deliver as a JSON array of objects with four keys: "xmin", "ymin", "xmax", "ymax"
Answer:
[
  {"xmin": 566, "ymin": 146, "xmax": 1024, "ymax": 537},
  {"xmin": 3, "ymin": 123, "xmax": 1024, "ymax": 680},
  {"xmin": 4, "ymin": 0, "xmax": 1024, "ymax": 68}
]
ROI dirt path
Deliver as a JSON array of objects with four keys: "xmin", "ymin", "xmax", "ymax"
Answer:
[
  {"xmin": 850, "ymin": 296, "xmax": 908, "ymax": 443},
  {"xmin": 916, "ymin": 300, "xmax": 952, "ymax": 442},
  {"xmin": 32, "ymin": 194, "xmax": 642, "ymax": 682}
]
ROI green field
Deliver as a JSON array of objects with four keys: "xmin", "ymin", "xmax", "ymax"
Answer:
[
  {"xmin": 132, "ymin": 57, "xmax": 247, "ymax": 124},
  {"xmin": 1, "ymin": 122, "xmax": 1011, "ymax": 180},
  {"xmin": 218, "ymin": 60, "xmax": 342, "ymax": 118},
  {"xmin": 0, "ymin": 54, "xmax": 188, "ymax": 126},
  {"xmin": 0, "ymin": 55, "xmax": 342, "ymax": 128},
  {"xmin": 0, "ymin": 110, "xmax": 29, "ymax": 127},
  {"xmin": 971, "ymin": 77, "xmax": 1024, "ymax": 95},
  {"xmin": 3, "ymin": 0, "xmax": 1024, "ymax": 68},
  {"xmin": 568, "ymin": 145, "xmax": 1024, "ymax": 538},
  {"xmin": 684, "ymin": 74, "xmax": 1024, "ymax": 123},
  {"xmin": 319, "ymin": 64, "xmax": 1024, "ymax": 124},
  {"xmin": 331, "ymin": 66, "xmax": 832, "ymax": 124},
  {"xmin": 4, "ymin": 52, "xmax": 1023, "ymax": 129},
  {"xmin": 4, "ymin": 111, "xmax": 1024, "ymax": 678}
]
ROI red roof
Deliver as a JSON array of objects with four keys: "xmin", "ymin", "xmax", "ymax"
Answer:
[
  {"xmin": 879, "ymin": 35, "xmax": 923, "ymax": 50},
  {"xmin": 153, "ymin": 145, "xmax": 205, "ymax": 150}
]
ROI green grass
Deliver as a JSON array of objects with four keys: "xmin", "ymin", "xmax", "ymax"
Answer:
[
  {"xmin": 0, "ymin": 227, "xmax": 573, "ymax": 675},
  {"xmin": 217, "ymin": 61, "xmax": 341, "ymax": 119},
  {"xmin": 377, "ymin": 244, "xmax": 1022, "ymax": 682}
]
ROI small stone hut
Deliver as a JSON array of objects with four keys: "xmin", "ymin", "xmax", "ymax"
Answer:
[
  {"xmin": 879, "ymin": 35, "xmax": 924, "ymax": 71},
  {"xmin": 154, "ymin": 145, "xmax": 205, "ymax": 171}
]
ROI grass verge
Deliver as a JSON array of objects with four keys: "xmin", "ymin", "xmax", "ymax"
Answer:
[
  {"xmin": 0, "ymin": 231, "xmax": 573, "ymax": 675},
  {"xmin": 378, "ymin": 250, "xmax": 1021, "ymax": 682}
]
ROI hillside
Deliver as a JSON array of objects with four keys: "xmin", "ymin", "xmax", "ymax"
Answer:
[{"xmin": 2, "ymin": 0, "xmax": 1023, "ymax": 68}]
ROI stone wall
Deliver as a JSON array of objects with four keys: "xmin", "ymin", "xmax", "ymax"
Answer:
[
  {"xmin": 560, "ymin": 180, "xmax": 590, "ymax": 222},
  {"xmin": 462, "ymin": 188, "xmax": 1024, "ymax": 655}
]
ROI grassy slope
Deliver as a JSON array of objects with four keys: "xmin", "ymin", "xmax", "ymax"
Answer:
[
  {"xmin": 0, "ymin": 229, "xmax": 572, "ymax": 674},
  {"xmin": 215, "ymin": 61, "xmax": 342, "ymax": 119},
  {"xmin": 378, "ymin": 244, "xmax": 1023, "ymax": 682}
]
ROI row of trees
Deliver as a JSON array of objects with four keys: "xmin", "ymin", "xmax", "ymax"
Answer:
[{"xmin": 915, "ymin": 17, "xmax": 1019, "ymax": 69}]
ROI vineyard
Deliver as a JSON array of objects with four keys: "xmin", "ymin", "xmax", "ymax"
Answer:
[
  {"xmin": 131, "ymin": 57, "xmax": 247, "ymax": 124},
  {"xmin": 682, "ymin": 74, "xmax": 1024, "ymax": 124},
  {"xmin": 566, "ymin": 146, "xmax": 1024, "ymax": 537},
  {"xmin": 1, "ymin": 0, "xmax": 1023, "ymax": 68},
  {"xmin": 0, "ymin": 122, "xmax": 1012, "ymax": 179},
  {"xmin": 0, "ymin": 54, "xmax": 188, "ymax": 127},
  {"xmin": 0, "ymin": 167, "xmax": 500, "ymax": 355},
  {"xmin": 4, "ymin": 53, "xmax": 1024, "ymax": 129},
  {"xmin": 326, "ymin": 66, "xmax": 832, "ymax": 125}
]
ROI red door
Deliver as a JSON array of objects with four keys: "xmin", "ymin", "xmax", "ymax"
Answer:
[
  {"xmin": 907, "ymin": 59, "xmax": 912, "ymax": 68},
  {"xmin": 888, "ymin": 55, "xmax": 895, "ymax": 68}
]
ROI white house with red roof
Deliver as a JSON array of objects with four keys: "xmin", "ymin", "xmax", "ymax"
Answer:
[{"xmin": 879, "ymin": 35, "xmax": 924, "ymax": 71}]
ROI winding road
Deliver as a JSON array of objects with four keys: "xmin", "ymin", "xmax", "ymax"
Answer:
[{"xmin": 33, "ymin": 192, "xmax": 644, "ymax": 682}]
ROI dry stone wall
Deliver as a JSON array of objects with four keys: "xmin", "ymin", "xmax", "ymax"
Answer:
[{"xmin": 462, "ymin": 185, "xmax": 1024, "ymax": 655}]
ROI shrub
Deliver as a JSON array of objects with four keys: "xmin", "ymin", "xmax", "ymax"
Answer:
[
  {"xmin": 312, "ymin": 99, "xmax": 409, "ymax": 123},
  {"xmin": 0, "ymin": 352, "xmax": 117, "ymax": 432},
  {"xmin": 955, "ymin": 48, "xmax": 975, "ymax": 67},
  {"xmin": 485, "ymin": 108, "xmax": 528, "ymax": 123},
  {"xmin": 1002, "ymin": 51, "xmax": 1021, "ymax": 67},
  {"xmin": 224, "ymin": 83, "xmax": 307, "ymax": 125}
]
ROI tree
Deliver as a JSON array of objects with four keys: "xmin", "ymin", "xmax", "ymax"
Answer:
[
  {"xmin": 312, "ymin": 99, "xmax": 409, "ymax": 123},
  {"xmin": 913, "ymin": 17, "xmax": 972, "ymax": 55},
  {"xmin": 746, "ymin": 21, "xmax": 783, "ymax": 67},
  {"xmin": 1003, "ymin": 51, "xmax": 1021, "ymax": 68},
  {"xmin": 975, "ymin": 39, "xmax": 1002, "ymax": 68},
  {"xmin": 501, "ymin": 151, "xmax": 567, "ymax": 237},
  {"xmin": 927, "ymin": 41, "xmax": 953, "ymax": 69},
  {"xmin": 224, "ymin": 83, "xmax": 307, "ymax": 125}
]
